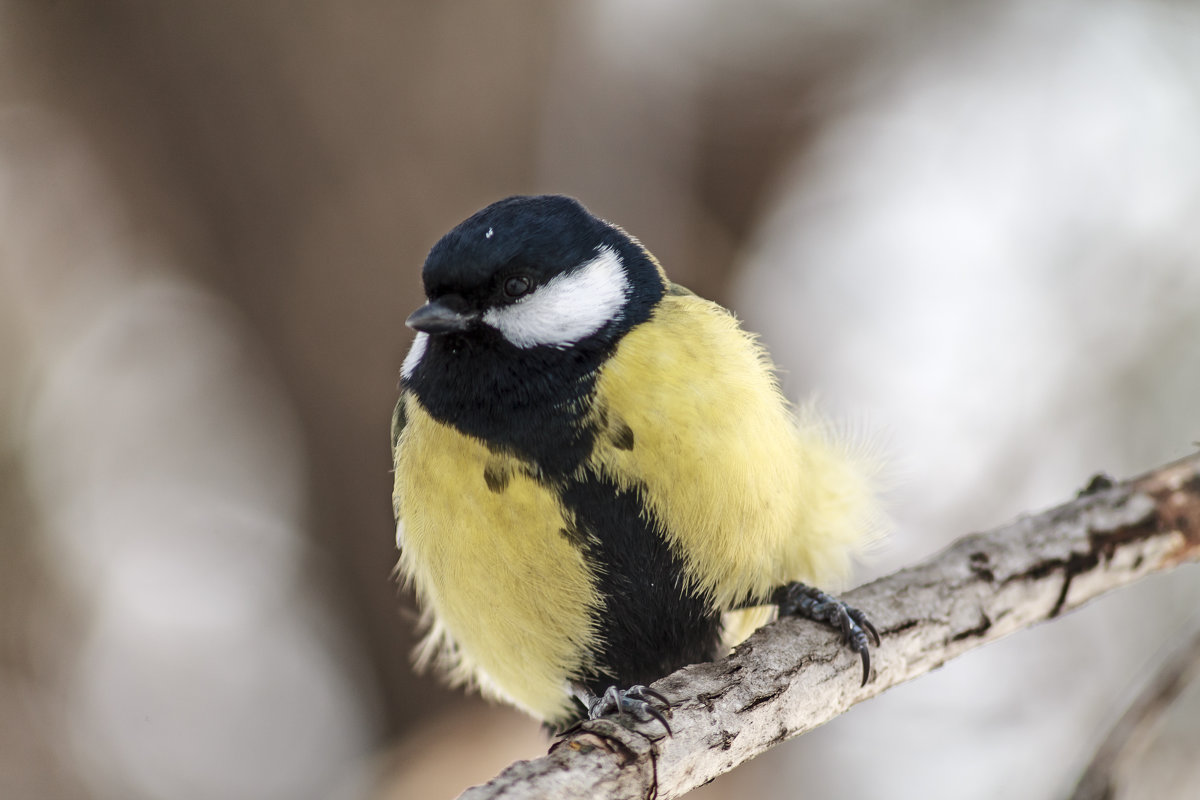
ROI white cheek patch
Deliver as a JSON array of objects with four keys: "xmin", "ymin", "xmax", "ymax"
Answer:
[
  {"xmin": 401, "ymin": 332, "xmax": 429, "ymax": 379},
  {"xmin": 482, "ymin": 246, "xmax": 629, "ymax": 348}
]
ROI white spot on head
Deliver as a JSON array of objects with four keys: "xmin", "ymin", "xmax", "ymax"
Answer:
[
  {"xmin": 482, "ymin": 246, "xmax": 629, "ymax": 348},
  {"xmin": 485, "ymin": 227, "xmax": 494, "ymax": 239},
  {"xmin": 401, "ymin": 332, "xmax": 428, "ymax": 379}
]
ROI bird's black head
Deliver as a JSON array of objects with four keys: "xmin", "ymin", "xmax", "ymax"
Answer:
[
  {"xmin": 401, "ymin": 195, "xmax": 667, "ymax": 473},
  {"xmin": 406, "ymin": 195, "xmax": 665, "ymax": 349}
]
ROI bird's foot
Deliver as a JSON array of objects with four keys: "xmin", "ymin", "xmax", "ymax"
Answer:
[
  {"xmin": 574, "ymin": 684, "xmax": 672, "ymax": 735},
  {"xmin": 773, "ymin": 582, "xmax": 880, "ymax": 685}
]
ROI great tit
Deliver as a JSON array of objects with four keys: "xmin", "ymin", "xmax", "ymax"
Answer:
[{"xmin": 392, "ymin": 195, "xmax": 884, "ymax": 731}]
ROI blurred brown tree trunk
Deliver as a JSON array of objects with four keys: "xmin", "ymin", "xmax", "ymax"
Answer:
[{"xmin": 8, "ymin": 0, "xmax": 559, "ymax": 736}]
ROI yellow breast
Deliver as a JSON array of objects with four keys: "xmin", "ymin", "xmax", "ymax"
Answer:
[{"xmin": 392, "ymin": 397, "xmax": 599, "ymax": 722}]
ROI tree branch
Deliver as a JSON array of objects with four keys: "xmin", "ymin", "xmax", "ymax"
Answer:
[
  {"xmin": 459, "ymin": 452, "xmax": 1200, "ymax": 800},
  {"xmin": 1068, "ymin": 614, "xmax": 1200, "ymax": 800}
]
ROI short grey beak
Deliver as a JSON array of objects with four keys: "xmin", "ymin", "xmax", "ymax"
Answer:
[{"xmin": 406, "ymin": 300, "xmax": 477, "ymax": 334}]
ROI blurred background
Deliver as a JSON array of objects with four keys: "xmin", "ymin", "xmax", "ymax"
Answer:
[{"xmin": 1, "ymin": 1, "xmax": 1198, "ymax": 798}]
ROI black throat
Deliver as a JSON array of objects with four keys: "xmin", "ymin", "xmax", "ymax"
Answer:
[
  {"xmin": 405, "ymin": 326, "xmax": 616, "ymax": 476},
  {"xmin": 405, "ymin": 242, "xmax": 664, "ymax": 477}
]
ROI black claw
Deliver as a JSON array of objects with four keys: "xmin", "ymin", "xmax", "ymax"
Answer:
[
  {"xmin": 775, "ymin": 582, "xmax": 880, "ymax": 685},
  {"xmin": 578, "ymin": 683, "xmax": 672, "ymax": 736},
  {"xmin": 638, "ymin": 700, "xmax": 673, "ymax": 735},
  {"xmin": 845, "ymin": 606, "xmax": 880, "ymax": 647},
  {"xmin": 863, "ymin": 615, "xmax": 882, "ymax": 647},
  {"xmin": 632, "ymin": 685, "xmax": 671, "ymax": 708}
]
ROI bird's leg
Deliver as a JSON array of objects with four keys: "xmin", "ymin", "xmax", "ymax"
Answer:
[
  {"xmin": 765, "ymin": 582, "xmax": 880, "ymax": 686},
  {"xmin": 571, "ymin": 683, "xmax": 672, "ymax": 734}
]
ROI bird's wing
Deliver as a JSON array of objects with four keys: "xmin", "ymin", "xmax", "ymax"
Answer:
[
  {"xmin": 666, "ymin": 281, "xmax": 697, "ymax": 298},
  {"xmin": 591, "ymin": 289, "xmax": 881, "ymax": 609},
  {"xmin": 391, "ymin": 394, "xmax": 407, "ymax": 457}
]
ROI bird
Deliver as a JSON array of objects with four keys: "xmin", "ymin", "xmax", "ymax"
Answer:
[{"xmin": 391, "ymin": 194, "xmax": 884, "ymax": 732}]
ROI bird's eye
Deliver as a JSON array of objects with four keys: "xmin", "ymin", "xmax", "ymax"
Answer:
[{"xmin": 503, "ymin": 276, "xmax": 532, "ymax": 298}]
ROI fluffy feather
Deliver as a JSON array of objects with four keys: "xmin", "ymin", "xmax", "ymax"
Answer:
[{"xmin": 391, "ymin": 195, "xmax": 885, "ymax": 727}]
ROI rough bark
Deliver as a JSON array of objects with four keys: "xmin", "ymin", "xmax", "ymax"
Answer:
[{"xmin": 459, "ymin": 452, "xmax": 1200, "ymax": 800}]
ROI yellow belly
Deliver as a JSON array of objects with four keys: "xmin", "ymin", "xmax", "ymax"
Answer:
[{"xmin": 393, "ymin": 397, "xmax": 599, "ymax": 722}]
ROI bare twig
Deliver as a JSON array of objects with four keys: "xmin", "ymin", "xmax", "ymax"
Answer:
[
  {"xmin": 459, "ymin": 453, "xmax": 1200, "ymax": 800},
  {"xmin": 1068, "ymin": 616, "xmax": 1200, "ymax": 800}
]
